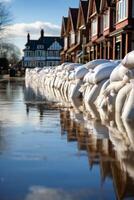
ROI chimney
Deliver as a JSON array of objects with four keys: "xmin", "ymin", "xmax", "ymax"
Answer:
[
  {"xmin": 41, "ymin": 29, "xmax": 44, "ymax": 38},
  {"xmin": 27, "ymin": 33, "xmax": 30, "ymax": 42}
]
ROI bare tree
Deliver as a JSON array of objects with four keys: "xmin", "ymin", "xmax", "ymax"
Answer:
[
  {"xmin": 0, "ymin": 43, "xmax": 21, "ymax": 65},
  {"xmin": 0, "ymin": 2, "xmax": 11, "ymax": 39}
]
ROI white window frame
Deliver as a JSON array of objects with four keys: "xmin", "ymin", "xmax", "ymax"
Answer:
[
  {"xmin": 91, "ymin": 17, "xmax": 97, "ymax": 37},
  {"xmin": 116, "ymin": 0, "xmax": 128, "ymax": 23},
  {"xmin": 77, "ymin": 31, "xmax": 81, "ymax": 44},
  {"xmin": 64, "ymin": 37, "xmax": 68, "ymax": 49},
  {"xmin": 103, "ymin": 10, "xmax": 110, "ymax": 30},
  {"xmin": 70, "ymin": 32, "xmax": 75, "ymax": 45},
  {"xmin": 37, "ymin": 45, "xmax": 44, "ymax": 49}
]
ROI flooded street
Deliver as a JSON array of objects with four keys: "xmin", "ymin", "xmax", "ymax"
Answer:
[{"xmin": 0, "ymin": 80, "xmax": 134, "ymax": 200}]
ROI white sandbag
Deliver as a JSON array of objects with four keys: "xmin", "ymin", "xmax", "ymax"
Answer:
[
  {"xmin": 79, "ymin": 83, "xmax": 89, "ymax": 94},
  {"xmin": 75, "ymin": 66, "xmax": 88, "ymax": 79},
  {"xmin": 57, "ymin": 78, "xmax": 63, "ymax": 89},
  {"xmin": 88, "ymin": 62, "xmax": 118, "ymax": 84},
  {"xmin": 123, "ymin": 121, "xmax": 134, "ymax": 146},
  {"xmin": 55, "ymin": 63, "xmax": 66, "ymax": 72},
  {"xmin": 103, "ymin": 78, "xmax": 128, "ymax": 97},
  {"xmin": 69, "ymin": 71, "xmax": 75, "ymax": 80},
  {"xmin": 83, "ymin": 70, "xmax": 93, "ymax": 83},
  {"xmin": 95, "ymin": 79, "xmax": 110, "ymax": 108},
  {"xmin": 122, "ymin": 51, "xmax": 134, "ymax": 68},
  {"xmin": 114, "ymin": 85, "xmax": 127, "ymax": 133},
  {"xmin": 64, "ymin": 63, "xmax": 81, "ymax": 71},
  {"xmin": 83, "ymin": 59, "xmax": 110, "ymax": 70},
  {"xmin": 83, "ymin": 84, "xmax": 93, "ymax": 102},
  {"xmin": 116, "ymin": 84, "xmax": 132, "ymax": 115},
  {"xmin": 111, "ymin": 60, "xmax": 121, "ymax": 65},
  {"xmin": 110, "ymin": 64, "xmax": 134, "ymax": 82},
  {"xmin": 122, "ymin": 87, "xmax": 134, "ymax": 121},
  {"xmin": 69, "ymin": 80, "xmax": 83, "ymax": 100},
  {"xmin": 85, "ymin": 80, "xmax": 106, "ymax": 104}
]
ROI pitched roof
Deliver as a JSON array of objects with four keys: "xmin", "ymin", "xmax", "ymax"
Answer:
[
  {"xmin": 81, "ymin": 1, "xmax": 89, "ymax": 23},
  {"xmin": 24, "ymin": 36, "xmax": 63, "ymax": 51},
  {"xmin": 77, "ymin": 1, "xmax": 89, "ymax": 28},
  {"xmin": 87, "ymin": 0, "xmax": 101, "ymax": 21},
  {"xmin": 69, "ymin": 8, "xmax": 79, "ymax": 31},
  {"xmin": 61, "ymin": 16, "xmax": 68, "ymax": 36},
  {"xmin": 95, "ymin": 0, "xmax": 101, "ymax": 13},
  {"xmin": 100, "ymin": 0, "xmax": 115, "ymax": 11}
]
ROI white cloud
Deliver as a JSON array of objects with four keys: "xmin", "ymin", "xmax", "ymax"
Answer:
[
  {"xmin": 25, "ymin": 186, "xmax": 100, "ymax": 200},
  {"xmin": 6, "ymin": 21, "xmax": 61, "ymax": 39},
  {"xmin": 25, "ymin": 187, "xmax": 73, "ymax": 200},
  {"xmin": 3, "ymin": 21, "xmax": 61, "ymax": 52}
]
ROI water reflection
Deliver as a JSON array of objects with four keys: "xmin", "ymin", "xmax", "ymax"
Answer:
[
  {"xmin": 24, "ymin": 99, "xmax": 134, "ymax": 200},
  {"xmin": 59, "ymin": 109, "xmax": 134, "ymax": 200},
  {"xmin": 0, "ymin": 80, "xmax": 134, "ymax": 200}
]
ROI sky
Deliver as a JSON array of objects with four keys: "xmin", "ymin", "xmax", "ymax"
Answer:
[{"xmin": 2, "ymin": 0, "xmax": 80, "ymax": 53}]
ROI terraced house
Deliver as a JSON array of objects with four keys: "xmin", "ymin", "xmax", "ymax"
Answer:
[
  {"xmin": 23, "ymin": 29, "xmax": 63, "ymax": 68},
  {"xmin": 61, "ymin": 0, "xmax": 134, "ymax": 63}
]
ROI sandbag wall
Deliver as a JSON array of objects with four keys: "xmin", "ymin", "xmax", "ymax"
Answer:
[{"xmin": 25, "ymin": 51, "xmax": 134, "ymax": 122}]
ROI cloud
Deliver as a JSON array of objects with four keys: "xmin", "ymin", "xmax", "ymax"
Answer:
[
  {"xmin": 25, "ymin": 186, "xmax": 101, "ymax": 200},
  {"xmin": 6, "ymin": 21, "xmax": 61, "ymax": 39},
  {"xmin": 25, "ymin": 187, "xmax": 73, "ymax": 200}
]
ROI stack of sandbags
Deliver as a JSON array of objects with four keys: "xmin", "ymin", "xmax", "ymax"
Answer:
[
  {"xmin": 80, "ymin": 60, "xmax": 113, "ymax": 101},
  {"xmin": 84, "ymin": 62, "xmax": 119, "ymax": 85},
  {"xmin": 97, "ymin": 51, "xmax": 134, "ymax": 122},
  {"xmin": 83, "ymin": 59, "xmax": 110, "ymax": 70},
  {"xmin": 67, "ymin": 65, "xmax": 88, "ymax": 102},
  {"xmin": 82, "ymin": 61, "xmax": 119, "ymax": 118}
]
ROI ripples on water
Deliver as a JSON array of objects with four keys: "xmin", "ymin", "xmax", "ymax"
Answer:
[{"xmin": 0, "ymin": 80, "xmax": 134, "ymax": 200}]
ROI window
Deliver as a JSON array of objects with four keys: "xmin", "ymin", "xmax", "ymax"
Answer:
[
  {"xmin": 116, "ymin": 0, "xmax": 127, "ymax": 22},
  {"xmin": 36, "ymin": 50, "xmax": 43, "ymax": 57},
  {"xmin": 77, "ymin": 31, "xmax": 81, "ymax": 44},
  {"xmin": 37, "ymin": 45, "xmax": 44, "ymax": 49},
  {"xmin": 91, "ymin": 18, "xmax": 97, "ymax": 36},
  {"xmin": 70, "ymin": 32, "xmax": 75, "ymax": 45},
  {"xmin": 64, "ymin": 37, "xmax": 68, "ymax": 49},
  {"xmin": 103, "ymin": 10, "xmax": 109, "ymax": 30}
]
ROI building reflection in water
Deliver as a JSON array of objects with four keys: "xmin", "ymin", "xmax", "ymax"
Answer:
[{"xmin": 24, "ymin": 85, "xmax": 134, "ymax": 200}]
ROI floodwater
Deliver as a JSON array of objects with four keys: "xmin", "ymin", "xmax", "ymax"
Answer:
[{"xmin": 0, "ymin": 80, "xmax": 134, "ymax": 200}]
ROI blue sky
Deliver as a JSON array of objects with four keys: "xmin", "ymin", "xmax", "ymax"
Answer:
[
  {"xmin": 11, "ymin": 0, "xmax": 78, "ymax": 25},
  {"xmin": 4, "ymin": 0, "xmax": 80, "ymax": 52}
]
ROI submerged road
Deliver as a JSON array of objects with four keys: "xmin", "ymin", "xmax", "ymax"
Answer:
[{"xmin": 0, "ymin": 79, "xmax": 133, "ymax": 200}]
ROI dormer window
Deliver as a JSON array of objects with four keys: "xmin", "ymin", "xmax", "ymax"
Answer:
[{"xmin": 37, "ymin": 45, "xmax": 44, "ymax": 49}]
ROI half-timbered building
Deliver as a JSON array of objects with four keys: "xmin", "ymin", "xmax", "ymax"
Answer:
[{"xmin": 23, "ymin": 29, "xmax": 63, "ymax": 68}]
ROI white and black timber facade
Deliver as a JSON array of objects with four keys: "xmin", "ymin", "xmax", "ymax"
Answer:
[{"xmin": 23, "ymin": 29, "xmax": 63, "ymax": 68}]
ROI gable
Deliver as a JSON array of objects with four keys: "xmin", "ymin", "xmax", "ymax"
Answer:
[
  {"xmin": 87, "ymin": 0, "xmax": 101, "ymax": 21},
  {"xmin": 67, "ymin": 8, "xmax": 78, "ymax": 32},
  {"xmin": 61, "ymin": 17, "xmax": 68, "ymax": 36},
  {"xmin": 100, "ymin": 0, "xmax": 113, "ymax": 12},
  {"xmin": 48, "ymin": 41, "xmax": 62, "ymax": 50},
  {"xmin": 77, "ymin": 4, "xmax": 84, "ymax": 28},
  {"xmin": 77, "ymin": 1, "xmax": 88, "ymax": 29}
]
